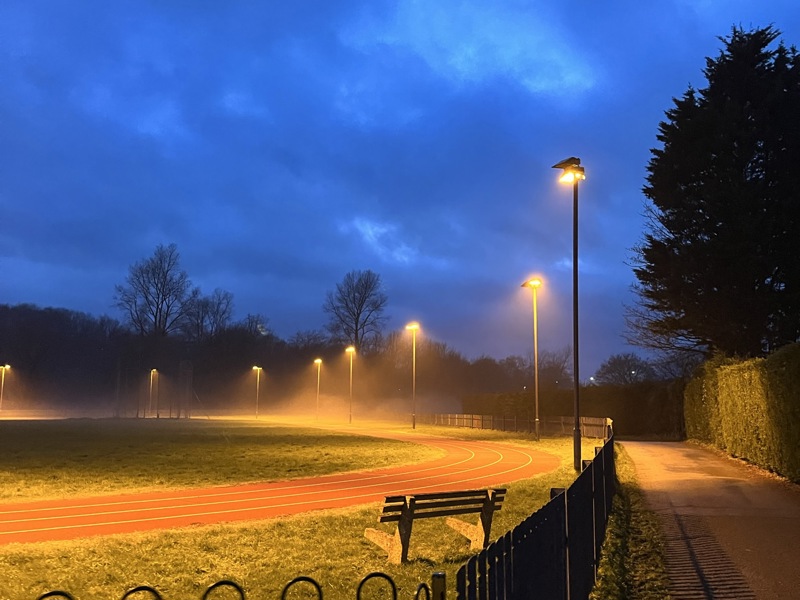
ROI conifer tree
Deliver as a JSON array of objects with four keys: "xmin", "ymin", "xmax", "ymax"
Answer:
[{"xmin": 630, "ymin": 26, "xmax": 800, "ymax": 357}]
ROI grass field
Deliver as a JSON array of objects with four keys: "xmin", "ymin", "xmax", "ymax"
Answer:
[
  {"xmin": 0, "ymin": 417, "xmax": 616, "ymax": 600},
  {"xmin": 0, "ymin": 417, "xmax": 447, "ymax": 502}
]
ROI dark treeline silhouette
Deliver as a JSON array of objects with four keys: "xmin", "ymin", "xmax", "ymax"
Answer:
[{"xmin": 0, "ymin": 302, "xmax": 577, "ymax": 417}]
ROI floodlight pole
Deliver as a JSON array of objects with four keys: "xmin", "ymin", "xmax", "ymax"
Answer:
[
  {"xmin": 553, "ymin": 156, "xmax": 585, "ymax": 472},
  {"xmin": 571, "ymin": 173, "xmax": 580, "ymax": 471}
]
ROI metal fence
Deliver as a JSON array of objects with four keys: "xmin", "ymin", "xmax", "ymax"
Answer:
[
  {"xmin": 420, "ymin": 413, "xmax": 612, "ymax": 440},
  {"xmin": 456, "ymin": 435, "xmax": 616, "ymax": 600}
]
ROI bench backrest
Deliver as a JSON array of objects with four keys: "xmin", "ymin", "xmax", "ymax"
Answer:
[{"xmin": 378, "ymin": 489, "xmax": 506, "ymax": 523}]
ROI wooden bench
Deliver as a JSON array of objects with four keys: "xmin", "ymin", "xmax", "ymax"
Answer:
[{"xmin": 364, "ymin": 488, "xmax": 506, "ymax": 564}]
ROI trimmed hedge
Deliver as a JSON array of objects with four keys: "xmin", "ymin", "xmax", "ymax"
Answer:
[{"xmin": 684, "ymin": 343, "xmax": 800, "ymax": 482}]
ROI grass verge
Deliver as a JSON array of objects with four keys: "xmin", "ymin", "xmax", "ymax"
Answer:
[{"xmin": 590, "ymin": 443, "xmax": 672, "ymax": 600}]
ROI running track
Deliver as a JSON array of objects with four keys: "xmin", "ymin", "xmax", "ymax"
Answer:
[{"xmin": 0, "ymin": 431, "xmax": 560, "ymax": 545}]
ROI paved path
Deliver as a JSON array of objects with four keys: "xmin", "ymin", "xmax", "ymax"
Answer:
[
  {"xmin": 622, "ymin": 441, "xmax": 800, "ymax": 600},
  {"xmin": 0, "ymin": 433, "xmax": 559, "ymax": 545}
]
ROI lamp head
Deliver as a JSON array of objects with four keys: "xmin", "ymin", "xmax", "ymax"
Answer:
[
  {"xmin": 522, "ymin": 278, "xmax": 543, "ymax": 289},
  {"xmin": 405, "ymin": 321, "xmax": 420, "ymax": 331},
  {"xmin": 345, "ymin": 346, "xmax": 355, "ymax": 354},
  {"xmin": 314, "ymin": 358, "xmax": 322, "ymax": 365},
  {"xmin": 552, "ymin": 156, "xmax": 585, "ymax": 183}
]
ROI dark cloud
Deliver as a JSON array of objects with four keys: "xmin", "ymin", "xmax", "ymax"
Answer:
[{"xmin": 2, "ymin": 1, "xmax": 800, "ymax": 374}]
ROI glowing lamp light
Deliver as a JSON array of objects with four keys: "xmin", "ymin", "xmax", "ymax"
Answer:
[{"xmin": 522, "ymin": 278, "xmax": 542, "ymax": 290}]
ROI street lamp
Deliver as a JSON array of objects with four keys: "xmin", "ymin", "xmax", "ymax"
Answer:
[
  {"xmin": 405, "ymin": 322, "xmax": 420, "ymax": 429},
  {"xmin": 252, "ymin": 366, "xmax": 263, "ymax": 418},
  {"xmin": 553, "ymin": 156, "xmax": 586, "ymax": 471},
  {"xmin": 314, "ymin": 358, "xmax": 322, "ymax": 420},
  {"xmin": 0, "ymin": 365, "xmax": 10, "ymax": 412},
  {"xmin": 345, "ymin": 346, "xmax": 355, "ymax": 424},
  {"xmin": 521, "ymin": 278, "xmax": 542, "ymax": 440},
  {"xmin": 148, "ymin": 369, "xmax": 158, "ymax": 419}
]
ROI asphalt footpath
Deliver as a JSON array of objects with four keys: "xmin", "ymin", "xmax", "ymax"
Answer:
[{"xmin": 622, "ymin": 441, "xmax": 800, "ymax": 600}]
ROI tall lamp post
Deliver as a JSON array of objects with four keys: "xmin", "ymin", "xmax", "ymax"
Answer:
[
  {"xmin": 553, "ymin": 156, "xmax": 586, "ymax": 471},
  {"xmin": 314, "ymin": 358, "xmax": 322, "ymax": 420},
  {"xmin": 0, "ymin": 364, "xmax": 10, "ymax": 412},
  {"xmin": 252, "ymin": 366, "xmax": 263, "ymax": 418},
  {"xmin": 148, "ymin": 369, "xmax": 157, "ymax": 418},
  {"xmin": 521, "ymin": 278, "xmax": 542, "ymax": 440},
  {"xmin": 405, "ymin": 322, "xmax": 420, "ymax": 429},
  {"xmin": 345, "ymin": 346, "xmax": 355, "ymax": 424}
]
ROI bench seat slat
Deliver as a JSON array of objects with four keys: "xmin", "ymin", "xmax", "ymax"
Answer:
[
  {"xmin": 414, "ymin": 497, "xmax": 504, "ymax": 510},
  {"xmin": 408, "ymin": 489, "xmax": 506, "ymax": 501},
  {"xmin": 379, "ymin": 498, "xmax": 504, "ymax": 515},
  {"xmin": 379, "ymin": 505, "xmax": 500, "ymax": 522},
  {"xmin": 382, "ymin": 489, "xmax": 505, "ymax": 503}
]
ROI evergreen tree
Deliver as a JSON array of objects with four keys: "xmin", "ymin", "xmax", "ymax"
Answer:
[{"xmin": 629, "ymin": 26, "xmax": 800, "ymax": 358}]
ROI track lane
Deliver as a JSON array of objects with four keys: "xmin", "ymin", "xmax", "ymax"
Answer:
[{"xmin": 0, "ymin": 433, "xmax": 560, "ymax": 544}]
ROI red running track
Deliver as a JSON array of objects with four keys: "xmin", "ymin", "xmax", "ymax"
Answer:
[{"xmin": 0, "ymin": 433, "xmax": 560, "ymax": 545}]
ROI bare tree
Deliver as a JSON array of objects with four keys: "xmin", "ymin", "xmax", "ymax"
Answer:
[
  {"xmin": 593, "ymin": 352, "xmax": 656, "ymax": 385},
  {"xmin": 240, "ymin": 313, "xmax": 272, "ymax": 337},
  {"xmin": 538, "ymin": 348, "xmax": 573, "ymax": 389},
  {"xmin": 288, "ymin": 329, "xmax": 329, "ymax": 351},
  {"xmin": 114, "ymin": 243, "xmax": 194, "ymax": 336},
  {"xmin": 323, "ymin": 269, "xmax": 388, "ymax": 350},
  {"xmin": 183, "ymin": 288, "xmax": 234, "ymax": 341}
]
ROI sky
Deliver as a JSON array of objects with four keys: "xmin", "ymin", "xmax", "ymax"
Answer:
[{"xmin": 2, "ymin": 1, "xmax": 800, "ymax": 378}]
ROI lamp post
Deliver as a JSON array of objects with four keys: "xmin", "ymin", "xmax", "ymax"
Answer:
[
  {"xmin": 345, "ymin": 346, "xmax": 355, "ymax": 424},
  {"xmin": 521, "ymin": 278, "xmax": 542, "ymax": 440},
  {"xmin": 148, "ymin": 369, "xmax": 158, "ymax": 419},
  {"xmin": 405, "ymin": 322, "xmax": 420, "ymax": 429},
  {"xmin": 553, "ymin": 156, "xmax": 585, "ymax": 471},
  {"xmin": 314, "ymin": 358, "xmax": 322, "ymax": 420},
  {"xmin": 0, "ymin": 365, "xmax": 10, "ymax": 412},
  {"xmin": 252, "ymin": 366, "xmax": 262, "ymax": 418}
]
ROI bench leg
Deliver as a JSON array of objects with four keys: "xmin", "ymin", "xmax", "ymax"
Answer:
[
  {"xmin": 364, "ymin": 516, "xmax": 413, "ymax": 564},
  {"xmin": 365, "ymin": 528, "xmax": 403, "ymax": 564},
  {"xmin": 445, "ymin": 517, "xmax": 486, "ymax": 551},
  {"xmin": 447, "ymin": 490, "xmax": 498, "ymax": 550}
]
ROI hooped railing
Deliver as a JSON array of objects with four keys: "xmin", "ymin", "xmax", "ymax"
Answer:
[{"xmin": 34, "ymin": 571, "xmax": 445, "ymax": 600}]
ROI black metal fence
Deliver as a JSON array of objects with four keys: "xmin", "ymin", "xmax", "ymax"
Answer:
[
  {"xmin": 419, "ymin": 413, "xmax": 612, "ymax": 440},
  {"xmin": 456, "ymin": 435, "xmax": 616, "ymax": 600}
]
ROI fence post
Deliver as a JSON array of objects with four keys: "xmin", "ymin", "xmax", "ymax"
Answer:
[{"xmin": 432, "ymin": 571, "xmax": 446, "ymax": 600}]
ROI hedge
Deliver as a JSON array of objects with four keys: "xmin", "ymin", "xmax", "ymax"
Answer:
[{"xmin": 684, "ymin": 343, "xmax": 800, "ymax": 482}]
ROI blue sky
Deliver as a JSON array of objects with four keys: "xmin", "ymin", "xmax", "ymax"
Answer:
[{"xmin": 2, "ymin": 1, "xmax": 799, "ymax": 376}]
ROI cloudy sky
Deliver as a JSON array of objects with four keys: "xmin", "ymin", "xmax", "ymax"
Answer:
[{"xmin": 2, "ymin": 1, "xmax": 799, "ymax": 376}]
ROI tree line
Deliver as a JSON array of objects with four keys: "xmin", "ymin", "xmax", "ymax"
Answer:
[{"xmin": 1, "ymin": 241, "xmax": 596, "ymax": 413}]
